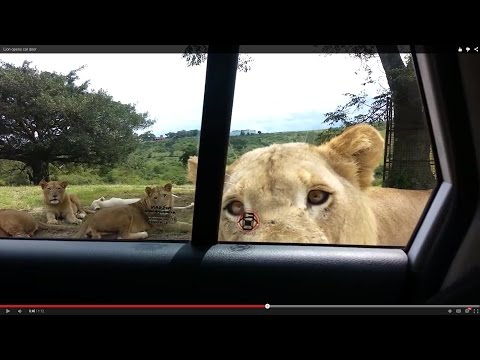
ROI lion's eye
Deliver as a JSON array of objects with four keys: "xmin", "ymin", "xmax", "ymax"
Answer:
[
  {"xmin": 225, "ymin": 200, "xmax": 244, "ymax": 216},
  {"xmin": 154, "ymin": 197, "xmax": 158, "ymax": 200},
  {"xmin": 307, "ymin": 190, "xmax": 330, "ymax": 205},
  {"xmin": 163, "ymin": 194, "xmax": 167, "ymax": 198}
]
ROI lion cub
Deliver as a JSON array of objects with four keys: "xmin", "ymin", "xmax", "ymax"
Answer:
[
  {"xmin": 74, "ymin": 183, "xmax": 192, "ymax": 240},
  {"xmin": 40, "ymin": 180, "xmax": 86, "ymax": 225}
]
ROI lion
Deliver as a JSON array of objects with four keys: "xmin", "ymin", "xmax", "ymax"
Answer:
[
  {"xmin": 74, "ymin": 183, "xmax": 192, "ymax": 240},
  {"xmin": 91, "ymin": 197, "xmax": 142, "ymax": 211},
  {"xmin": 188, "ymin": 124, "xmax": 433, "ymax": 246},
  {"xmin": 0, "ymin": 209, "xmax": 77, "ymax": 238},
  {"xmin": 39, "ymin": 180, "xmax": 87, "ymax": 225},
  {"xmin": 90, "ymin": 196, "xmax": 195, "ymax": 211}
]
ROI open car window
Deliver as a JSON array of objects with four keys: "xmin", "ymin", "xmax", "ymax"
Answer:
[
  {"xmin": 0, "ymin": 50, "xmax": 207, "ymax": 242},
  {"xmin": 189, "ymin": 47, "xmax": 438, "ymax": 247}
]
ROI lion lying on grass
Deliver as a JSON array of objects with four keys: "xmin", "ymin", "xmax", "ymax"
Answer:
[
  {"xmin": 0, "ymin": 209, "xmax": 76, "ymax": 238},
  {"xmin": 74, "ymin": 183, "xmax": 192, "ymax": 240},
  {"xmin": 91, "ymin": 197, "xmax": 141, "ymax": 211},
  {"xmin": 188, "ymin": 124, "xmax": 432, "ymax": 246},
  {"xmin": 91, "ymin": 196, "xmax": 194, "ymax": 211},
  {"xmin": 40, "ymin": 180, "xmax": 87, "ymax": 225}
]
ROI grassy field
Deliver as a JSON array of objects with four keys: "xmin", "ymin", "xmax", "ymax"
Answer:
[{"xmin": 0, "ymin": 184, "xmax": 196, "ymax": 240}]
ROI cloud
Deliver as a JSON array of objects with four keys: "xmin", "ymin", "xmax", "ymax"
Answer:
[{"xmin": 1, "ymin": 51, "xmax": 388, "ymax": 135}]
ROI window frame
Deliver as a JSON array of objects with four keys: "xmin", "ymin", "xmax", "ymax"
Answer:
[
  {"xmin": 406, "ymin": 48, "xmax": 479, "ymax": 302},
  {"xmin": 190, "ymin": 46, "xmax": 240, "ymax": 247}
]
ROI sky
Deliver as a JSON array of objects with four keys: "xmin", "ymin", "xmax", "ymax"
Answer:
[{"xmin": 0, "ymin": 49, "xmax": 391, "ymax": 135}]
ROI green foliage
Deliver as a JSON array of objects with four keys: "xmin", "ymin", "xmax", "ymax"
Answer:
[
  {"xmin": 373, "ymin": 165, "xmax": 384, "ymax": 186},
  {"xmin": 0, "ymin": 60, "xmax": 153, "ymax": 183},
  {"xmin": 230, "ymin": 137, "xmax": 247, "ymax": 152},
  {"xmin": 1, "ymin": 127, "xmax": 389, "ymax": 188},
  {"xmin": 182, "ymin": 45, "xmax": 253, "ymax": 72},
  {"xmin": 165, "ymin": 129, "xmax": 199, "ymax": 139},
  {"xmin": 315, "ymin": 127, "xmax": 345, "ymax": 145},
  {"xmin": 180, "ymin": 144, "xmax": 197, "ymax": 167},
  {"xmin": 324, "ymin": 92, "xmax": 392, "ymax": 127},
  {"xmin": 0, "ymin": 160, "xmax": 31, "ymax": 185},
  {"xmin": 139, "ymin": 131, "xmax": 157, "ymax": 141}
]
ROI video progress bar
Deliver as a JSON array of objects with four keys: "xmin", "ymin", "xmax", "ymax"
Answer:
[{"xmin": 0, "ymin": 305, "xmax": 478, "ymax": 315}]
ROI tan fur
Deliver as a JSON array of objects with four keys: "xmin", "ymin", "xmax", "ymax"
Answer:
[
  {"xmin": 74, "ymin": 184, "xmax": 192, "ymax": 240},
  {"xmin": 188, "ymin": 124, "xmax": 433, "ymax": 246},
  {"xmin": 0, "ymin": 209, "xmax": 77, "ymax": 238},
  {"xmin": 39, "ymin": 180, "xmax": 87, "ymax": 225}
]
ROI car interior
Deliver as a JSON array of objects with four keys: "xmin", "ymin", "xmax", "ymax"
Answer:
[{"xmin": 0, "ymin": 44, "xmax": 479, "ymax": 316}]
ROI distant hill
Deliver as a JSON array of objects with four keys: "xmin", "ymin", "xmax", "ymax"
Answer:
[{"xmin": 1, "ymin": 125, "xmax": 386, "ymax": 186}]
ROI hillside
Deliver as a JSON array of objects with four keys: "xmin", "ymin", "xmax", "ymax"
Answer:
[{"xmin": 0, "ymin": 125, "xmax": 386, "ymax": 186}]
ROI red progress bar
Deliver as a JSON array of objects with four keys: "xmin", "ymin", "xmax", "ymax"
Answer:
[{"xmin": 0, "ymin": 304, "xmax": 265, "ymax": 309}]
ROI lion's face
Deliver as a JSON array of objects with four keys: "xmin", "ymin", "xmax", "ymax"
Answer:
[
  {"xmin": 219, "ymin": 143, "xmax": 378, "ymax": 243},
  {"xmin": 39, "ymin": 180, "xmax": 68, "ymax": 206},
  {"xmin": 144, "ymin": 184, "xmax": 174, "ymax": 210},
  {"xmin": 91, "ymin": 197, "xmax": 105, "ymax": 211},
  {"xmin": 189, "ymin": 124, "xmax": 385, "ymax": 244}
]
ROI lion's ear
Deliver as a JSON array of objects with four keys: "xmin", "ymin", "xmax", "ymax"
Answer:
[
  {"xmin": 39, "ymin": 179, "xmax": 47, "ymax": 189},
  {"xmin": 188, "ymin": 155, "xmax": 235, "ymax": 184},
  {"xmin": 60, "ymin": 181, "xmax": 68, "ymax": 189},
  {"xmin": 163, "ymin": 183, "xmax": 173, "ymax": 192},
  {"xmin": 100, "ymin": 196, "xmax": 105, "ymax": 201},
  {"xmin": 145, "ymin": 187, "xmax": 152, "ymax": 196},
  {"xmin": 187, "ymin": 156, "xmax": 198, "ymax": 183},
  {"xmin": 320, "ymin": 124, "xmax": 384, "ymax": 188}
]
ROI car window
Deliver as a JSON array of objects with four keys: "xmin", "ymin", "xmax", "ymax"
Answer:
[
  {"xmin": 0, "ymin": 50, "xmax": 205, "ymax": 242},
  {"xmin": 186, "ymin": 46, "xmax": 438, "ymax": 246}
]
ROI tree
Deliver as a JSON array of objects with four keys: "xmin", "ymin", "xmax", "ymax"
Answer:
[
  {"xmin": 183, "ymin": 45, "xmax": 435, "ymax": 190},
  {"xmin": 180, "ymin": 144, "xmax": 197, "ymax": 167},
  {"xmin": 139, "ymin": 131, "xmax": 157, "ymax": 141},
  {"xmin": 0, "ymin": 61, "xmax": 153, "ymax": 184},
  {"xmin": 320, "ymin": 45, "xmax": 435, "ymax": 189},
  {"xmin": 258, "ymin": 131, "xmax": 262, "ymax": 134}
]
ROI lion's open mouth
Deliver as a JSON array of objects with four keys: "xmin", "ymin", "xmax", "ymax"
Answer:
[{"xmin": 50, "ymin": 199, "xmax": 60, "ymax": 205}]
